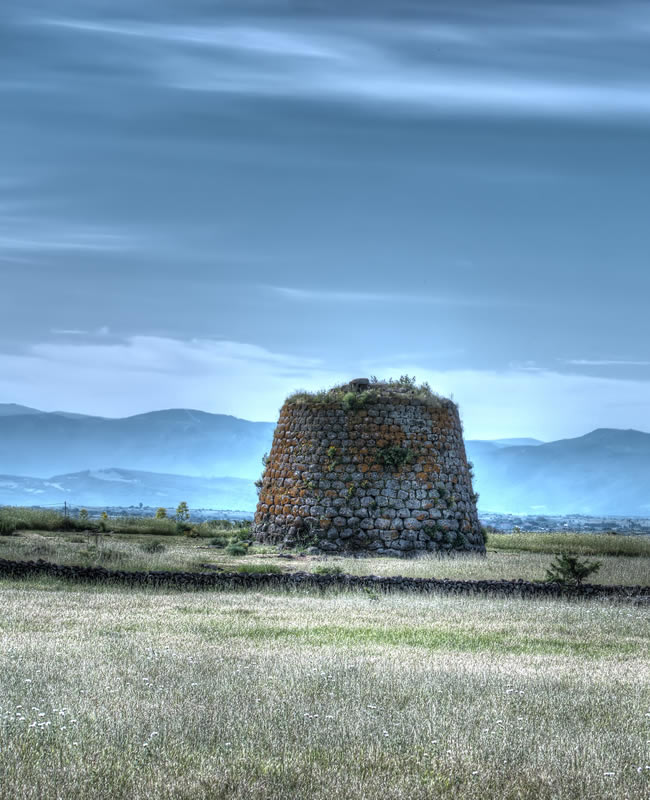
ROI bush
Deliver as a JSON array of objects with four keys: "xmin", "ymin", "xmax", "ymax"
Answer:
[
  {"xmin": 545, "ymin": 553, "xmax": 602, "ymax": 586},
  {"xmin": 378, "ymin": 445, "xmax": 413, "ymax": 472},
  {"xmin": 209, "ymin": 535, "xmax": 229, "ymax": 548},
  {"xmin": 0, "ymin": 519, "xmax": 17, "ymax": 535},
  {"xmin": 140, "ymin": 539, "xmax": 166, "ymax": 554},
  {"xmin": 175, "ymin": 521, "xmax": 194, "ymax": 536},
  {"xmin": 225, "ymin": 542, "xmax": 248, "ymax": 557},
  {"xmin": 229, "ymin": 527, "xmax": 252, "ymax": 543},
  {"xmin": 287, "ymin": 377, "xmax": 448, "ymax": 409},
  {"xmin": 312, "ymin": 564, "xmax": 344, "ymax": 576},
  {"xmin": 60, "ymin": 517, "xmax": 82, "ymax": 532},
  {"xmin": 235, "ymin": 563, "xmax": 282, "ymax": 575}
]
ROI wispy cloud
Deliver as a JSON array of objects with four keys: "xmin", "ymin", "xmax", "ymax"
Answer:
[
  {"xmin": 40, "ymin": 14, "xmax": 650, "ymax": 120},
  {"xmin": 564, "ymin": 359, "xmax": 650, "ymax": 367},
  {"xmin": 0, "ymin": 336, "xmax": 342, "ymax": 420},
  {"xmin": 1, "ymin": 335, "xmax": 649, "ymax": 438},
  {"xmin": 43, "ymin": 19, "xmax": 343, "ymax": 60},
  {"xmin": 0, "ymin": 223, "xmax": 136, "ymax": 254},
  {"xmin": 268, "ymin": 286, "xmax": 503, "ymax": 307}
]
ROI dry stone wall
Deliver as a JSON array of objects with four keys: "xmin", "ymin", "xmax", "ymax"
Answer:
[
  {"xmin": 254, "ymin": 388, "xmax": 485, "ymax": 555},
  {"xmin": 2, "ymin": 559, "xmax": 647, "ymax": 602}
]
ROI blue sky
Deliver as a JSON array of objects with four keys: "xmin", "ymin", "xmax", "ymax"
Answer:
[{"xmin": 2, "ymin": 0, "xmax": 650, "ymax": 438}]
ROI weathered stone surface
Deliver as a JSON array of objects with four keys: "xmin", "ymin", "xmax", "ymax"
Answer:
[{"xmin": 253, "ymin": 383, "xmax": 485, "ymax": 555}]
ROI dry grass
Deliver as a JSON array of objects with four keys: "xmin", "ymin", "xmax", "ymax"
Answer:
[
  {"xmin": 0, "ymin": 581, "xmax": 648, "ymax": 800},
  {"xmin": 329, "ymin": 551, "xmax": 650, "ymax": 585},
  {"xmin": 488, "ymin": 532, "xmax": 650, "ymax": 558},
  {"xmin": 1, "ymin": 530, "xmax": 649, "ymax": 586}
]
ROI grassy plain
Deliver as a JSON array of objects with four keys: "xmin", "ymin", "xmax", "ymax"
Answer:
[
  {"xmin": 1, "ymin": 522, "xmax": 649, "ymax": 798},
  {"xmin": 1, "ymin": 528, "xmax": 649, "ymax": 585},
  {"xmin": 1, "ymin": 581, "xmax": 649, "ymax": 800}
]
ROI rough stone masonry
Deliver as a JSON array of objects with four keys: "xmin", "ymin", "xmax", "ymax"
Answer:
[{"xmin": 253, "ymin": 380, "xmax": 485, "ymax": 555}]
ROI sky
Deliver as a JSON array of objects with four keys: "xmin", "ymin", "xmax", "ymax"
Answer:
[{"xmin": 2, "ymin": 0, "xmax": 650, "ymax": 440}]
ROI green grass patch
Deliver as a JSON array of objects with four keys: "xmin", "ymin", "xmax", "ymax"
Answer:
[
  {"xmin": 234, "ymin": 563, "xmax": 283, "ymax": 575},
  {"xmin": 221, "ymin": 622, "xmax": 641, "ymax": 658},
  {"xmin": 0, "ymin": 506, "xmax": 251, "ymax": 538}
]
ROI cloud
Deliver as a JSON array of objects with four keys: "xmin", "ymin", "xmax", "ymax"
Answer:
[
  {"xmin": 0, "ymin": 336, "xmax": 345, "ymax": 421},
  {"xmin": 363, "ymin": 365, "xmax": 650, "ymax": 441},
  {"xmin": 564, "ymin": 359, "xmax": 650, "ymax": 367},
  {"xmin": 0, "ymin": 222, "xmax": 136, "ymax": 254},
  {"xmin": 268, "ymin": 286, "xmax": 505, "ymax": 307},
  {"xmin": 1, "ymin": 336, "xmax": 649, "ymax": 440},
  {"xmin": 43, "ymin": 19, "xmax": 343, "ymax": 60},
  {"xmin": 39, "ymin": 15, "xmax": 650, "ymax": 120}
]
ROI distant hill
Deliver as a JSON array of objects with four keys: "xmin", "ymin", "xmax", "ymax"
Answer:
[
  {"xmin": 0, "ymin": 407, "xmax": 275, "ymax": 479},
  {"xmin": 1, "ymin": 404, "xmax": 649, "ymax": 515},
  {"xmin": 0, "ymin": 404, "xmax": 42, "ymax": 417},
  {"xmin": 492, "ymin": 438, "xmax": 544, "ymax": 448},
  {"xmin": 466, "ymin": 429, "xmax": 650, "ymax": 516},
  {"xmin": 0, "ymin": 468, "xmax": 256, "ymax": 511}
]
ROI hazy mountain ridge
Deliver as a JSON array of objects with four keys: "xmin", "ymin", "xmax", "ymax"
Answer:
[
  {"xmin": 1, "ymin": 405, "xmax": 649, "ymax": 515},
  {"xmin": 466, "ymin": 428, "xmax": 650, "ymax": 515},
  {"xmin": 0, "ymin": 404, "xmax": 42, "ymax": 417},
  {"xmin": 0, "ymin": 468, "xmax": 257, "ymax": 511},
  {"xmin": 0, "ymin": 406, "xmax": 275, "ymax": 479}
]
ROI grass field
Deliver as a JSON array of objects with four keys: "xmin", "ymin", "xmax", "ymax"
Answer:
[
  {"xmin": 1, "ymin": 522, "xmax": 649, "ymax": 798},
  {"xmin": 1, "ymin": 528, "xmax": 649, "ymax": 585},
  {"xmin": 1, "ymin": 580, "xmax": 648, "ymax": 800}
]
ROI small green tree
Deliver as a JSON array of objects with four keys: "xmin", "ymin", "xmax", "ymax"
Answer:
[
  {"xmin": 79, "ymin": 508, "xmax": 89, "ymax": 523},
  {"xmin": 545, "ymin": 553, "xmax": 602, "ymax": 586},
  {"xmin": 155, "ymin": 507, "xmax": 168, "ymax": 519},
  {"xmin": 175, "ymin": 502, "xmax": 190, "ymax": 522}
]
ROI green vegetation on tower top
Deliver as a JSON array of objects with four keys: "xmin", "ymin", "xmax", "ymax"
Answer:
[{"xmin": 286, "ymin": 375, "xmax": 454, "ymax": 410}]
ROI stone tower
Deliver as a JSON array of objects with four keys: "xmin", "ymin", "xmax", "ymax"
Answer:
[{"xmin": 253, "ymin": 379, "xmax": 485, "ymax": 556}]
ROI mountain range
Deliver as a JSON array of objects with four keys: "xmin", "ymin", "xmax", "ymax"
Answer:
[
  {"xmin": 0, "ymin": 405, "xmax": 274, "ymax": 479},
  {"xmin": 0, "ymin": 468, "xmax": 255, "ymax": 510},
  {"xmin": 0, "ymin": 404, "xmax": 648, "ymax": 515},
  {"xmin": 466, "ymin": 428, "xmax": 650, "ymax": 516}
]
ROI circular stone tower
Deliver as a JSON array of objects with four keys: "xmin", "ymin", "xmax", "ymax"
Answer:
[{"xmin": 253, "ymin": 379, "xmax": 485, "ymax": 556}]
